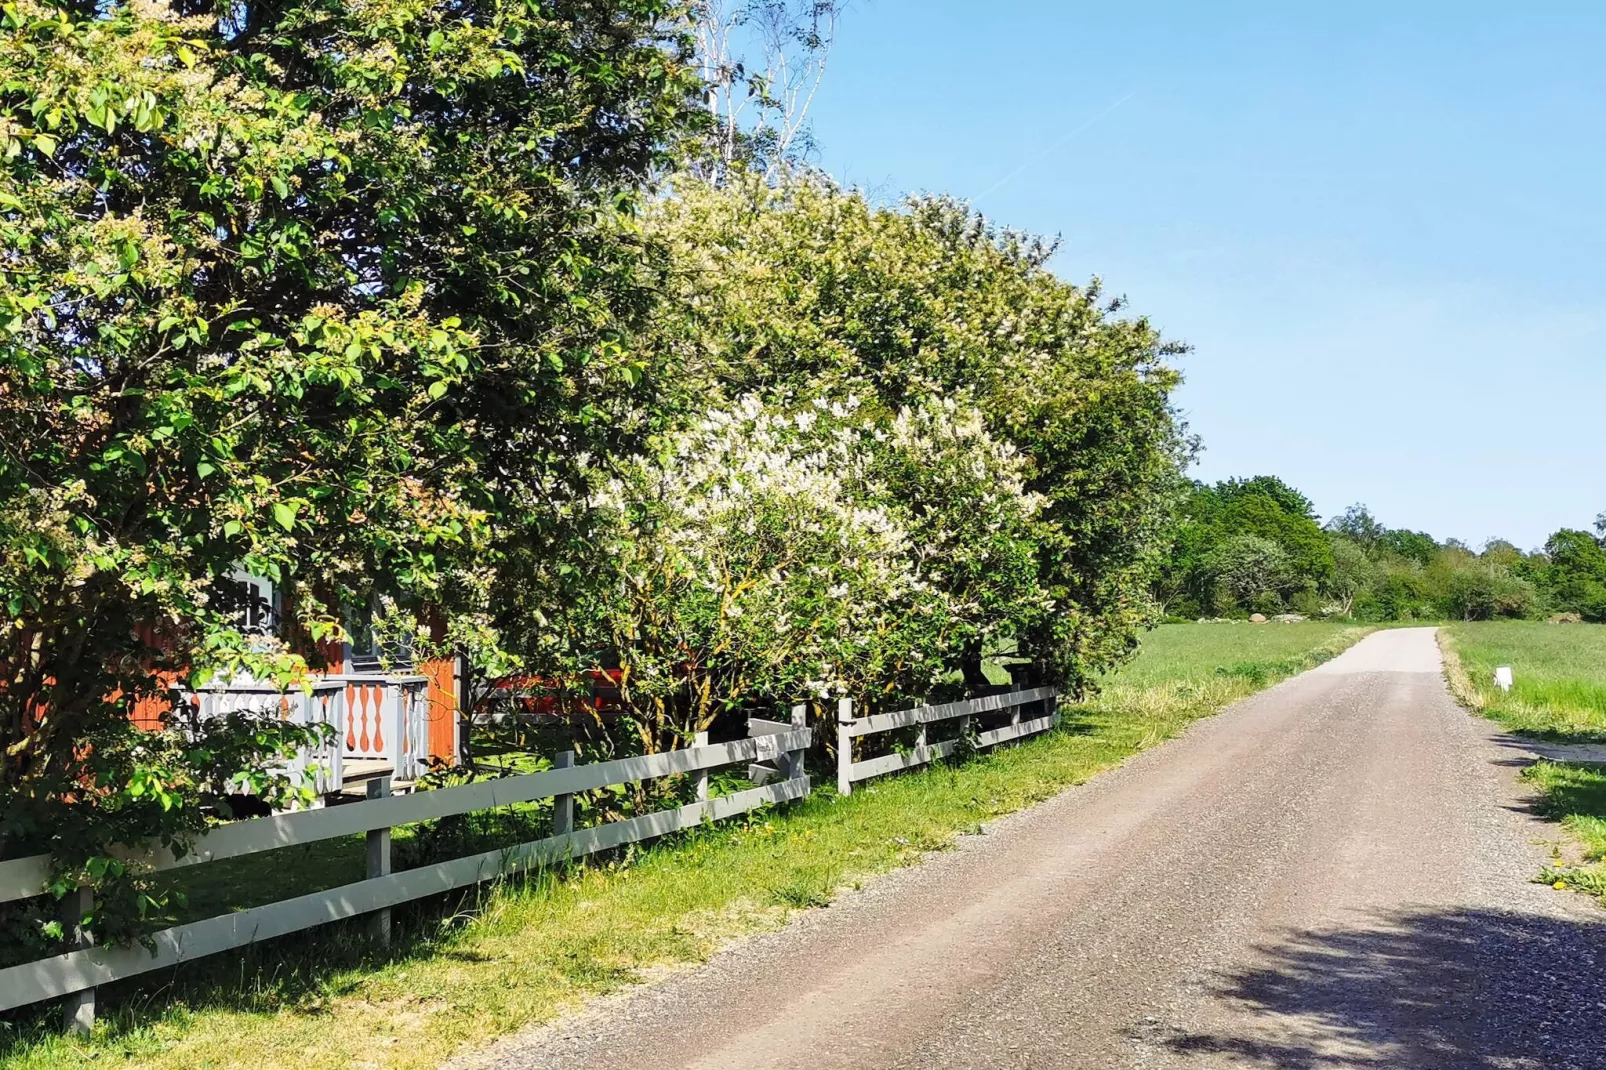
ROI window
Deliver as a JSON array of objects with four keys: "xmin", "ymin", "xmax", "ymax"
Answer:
[
  {"xmin": 217, "ymin": 568, "xmax": 276, "ymax": 636},
  {"xmin": 343, "ymin": 594, "xmax": 416, "ymax": 673}
]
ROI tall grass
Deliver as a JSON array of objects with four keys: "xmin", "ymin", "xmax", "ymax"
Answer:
[{"xmin": 0, "ymin": 623, "xmax": 1369, "ymax": 1070}]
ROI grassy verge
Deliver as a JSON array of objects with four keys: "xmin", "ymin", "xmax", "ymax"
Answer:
[
  {"xmin": 1439, "ymin": 620, "xmax": 1606, "ymax": 741},
  {"xmin": 1439, "ymin": 621, "xmax": 1606, "ymax": 904},
  {"xmin": 1, "ymin": 622, "xmax": 1369, "ymax": 1070}
]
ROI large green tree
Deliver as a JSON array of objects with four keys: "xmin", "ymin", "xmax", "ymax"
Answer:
[
  {"xmin": 1160, "ymin": 475, "xmax": 1332, "ymax": 616},
  {"xmin": 629, "ymin": 176, "xmax": 1188, "ymax": 697},
  {"xmin": 1540, "ymin": 529, "xmax": 1606, "ymax": 621},
  {"xmin": 0, "ymin": 0, "xmax": 700, "ymax": 936}
]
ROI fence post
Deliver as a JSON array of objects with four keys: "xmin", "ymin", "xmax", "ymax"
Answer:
[
  {"xmin": 784, "ymin": 702, "xmax": 807, "ymax": 782},
  {"xmin": 61, "ymin": 884, "xmax": 94, "ymax": 1035},
  {"xmin": 366, "ymin": 776, "xmax": 392, "ymax": 947},
  {"xmin": 1010, "ymin": 678, "xmax": 1023, "ymax": 728},
  {"xmin": 552, "ymin": 750, "xmax": 575, "ymax": 836},
  {"xmin": 694, "ymin": 731, "xmax": 710, "ymax": 817},
  {"xmin": 1048, "ymin": 686, "xmax": 1059, "ymax": 728},
  {"xmin": 836, "ymin": 696, "xmax": 854, "ymax": 796}
]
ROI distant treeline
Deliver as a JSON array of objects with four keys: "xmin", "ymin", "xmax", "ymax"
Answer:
[{"xmin": 1151, "ymin": 476, "xmax": 1606, "ymax": 622}]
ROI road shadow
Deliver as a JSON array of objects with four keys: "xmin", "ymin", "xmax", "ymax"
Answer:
[
  {"xmin": 1494, "ymin": 733, "xmax": 1606, "ymax": 766},
  {"xmin": 1155, "ymin": 906, "xmax": 1606, "ymax": 1069}
]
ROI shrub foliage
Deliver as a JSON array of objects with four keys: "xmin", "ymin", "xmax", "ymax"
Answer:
[
  {"xmin": 0, "ymin": 0, "xmax": 701, "ymax": 939},
  {"xmin": 0, "ymin": 2, "xmax": 1190, "ymax": 955}
]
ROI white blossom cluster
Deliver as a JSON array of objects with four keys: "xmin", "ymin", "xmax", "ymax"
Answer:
[{"xmin": 592, "ymin": 392, "xmax": 1048, "ymax": 721}]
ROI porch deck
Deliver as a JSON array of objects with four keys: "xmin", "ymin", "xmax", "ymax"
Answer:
[{"xmin": 178, "ymin": 673, "xmax": 430, "ymax": 808}]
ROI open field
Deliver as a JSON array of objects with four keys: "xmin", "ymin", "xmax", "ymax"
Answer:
[
  {"xmin": 1440, "ymin": 621, "xmax": 1606, "ymax": 905},
  {"xmin": 1103, "ymin": 620, "xmax": 1372, "ymax": 690},
  {"xmin": 1441, "ymin": 620, "xmax": 1606, "ymax": 741},
  {"xmin": 0, "ymin": 622, "xmax": 1369, "ymax": 1070}
]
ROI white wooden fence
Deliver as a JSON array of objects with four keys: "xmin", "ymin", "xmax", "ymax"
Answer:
[
  {"xmin": 0, "ymin": 715, "xmax": 810, "ymax": 1028},
  {"xmin": 835, "ymin": 686, "xmax": 1058, "ymax": 795},
  {"xmin": 4, "ymin": 684, "xmax": 1063, "ymax": 1031}
]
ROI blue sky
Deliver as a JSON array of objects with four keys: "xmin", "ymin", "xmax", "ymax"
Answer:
[{"xmin": 806, "ymin": 1, "xmax": 1606, "ymax": 549}]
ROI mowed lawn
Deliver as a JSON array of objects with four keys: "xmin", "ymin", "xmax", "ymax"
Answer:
[
  {"xmin": 1, "ymin": 622, "xmax": 1369, "ymax": 1070},
  {"xmin": 1441, "ymin": 621, "xmax": 1606, "ymax": 903},
  {"xmin": 1104, "ymin": 620, "xmax": 1370, "ymax": 690}
]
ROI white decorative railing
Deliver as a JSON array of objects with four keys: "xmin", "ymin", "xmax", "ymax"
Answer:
[
  {"xmin": 176, "ymin": 679, "xmax": 347, "ymax": 796},
  {"xmin": 332, "ymin": 674, "xmax": 431, "ymax": 783}
]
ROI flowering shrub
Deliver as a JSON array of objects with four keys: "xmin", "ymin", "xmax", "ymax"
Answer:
[
  {"xmin": 641, "ymin": 175, "xmax": 1187, "ymax": 698},
  {"xmin": 591, "ymin": 396, "xmax": 924, "ymax": 749},
  {"xmin": 520, "ymin": 390, "xmax": 1050, "ymax": 752}
]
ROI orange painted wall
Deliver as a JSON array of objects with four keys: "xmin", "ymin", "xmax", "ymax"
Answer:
[
  {"xmin": 419, "ymin": 656, "xmax": 458, "ymax": 763},
  {"xmin": 128, "ymin": 623, "xmax": 173, "ymax": 730}
]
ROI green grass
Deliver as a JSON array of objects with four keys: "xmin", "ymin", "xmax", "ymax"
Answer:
[
  {"xmin": 1439, "ymin": 621, "xmax": 1606, "ymax": 904},
  {"xmin": 1527, "ymin": 759, "xmax": 1606, "ymax": 902},
  {"xmin": 1106, "ymin": 620, "xmax": 1369, "ymax": 690},
  {"xmin": 1441, "ymin": 620, "xmax": 1606, "ymax": 741},
  {"xmin": 1, "ymin": 622, "xmax": 1369, "ymax": 1070}
]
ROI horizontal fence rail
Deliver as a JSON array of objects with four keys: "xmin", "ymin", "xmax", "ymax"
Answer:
[
  {"xmin": 5, "ymin": 684, "xmax": 1066, "ymax": 1031},
  {"xmin": 1, "ymin": 720, "xmax": 811, "ymax": 1022},
  {"xmin": 836, "ymin": 686, "xmax": 1057, "ymax": 795}
]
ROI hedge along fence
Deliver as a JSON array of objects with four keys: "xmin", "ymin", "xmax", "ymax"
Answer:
[
  {"xmin": 835, "ymin": 686, "xmax": 1058, "ymax": 795},
  {"xmin": 3, "ymin": 685, "xmax": 1059, "ymax": 1032}
]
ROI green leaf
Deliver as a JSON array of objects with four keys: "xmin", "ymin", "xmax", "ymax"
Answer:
[
  {"xmin": 196, "ymin": 461, "xmax": 216, "ymax": 478},
  {"xmin": 272, "ymin": 502, "xmax": 296, "ymax": 531},
  {"xmin": 32, "ymin": 133, "xmax": 56, "ymax": 157}
]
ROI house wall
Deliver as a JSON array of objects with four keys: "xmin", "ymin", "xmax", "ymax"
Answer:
[{"xmin": 129, "ymin": 623, "xmax": 173, "ymax": 731}]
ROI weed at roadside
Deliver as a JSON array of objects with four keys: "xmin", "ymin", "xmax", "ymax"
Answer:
[{"xmin": 1524, "ymin": 760, "xmax": 1606, "ymax": 903}]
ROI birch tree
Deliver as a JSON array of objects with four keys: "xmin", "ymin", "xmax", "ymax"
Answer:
[{"xmin": 692, "ymin": 0, "xmax": 844, "ymax": 177}]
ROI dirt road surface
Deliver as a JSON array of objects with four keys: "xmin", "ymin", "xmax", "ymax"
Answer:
[{"xmin": 478, "ymin": 628, "xmax": 1606, "ymax": 1069}]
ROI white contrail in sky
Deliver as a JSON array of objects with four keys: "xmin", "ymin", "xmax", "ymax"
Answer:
[{"xmin": 973, "ymin": 91, "xmax": 1137, "ymax": 204}]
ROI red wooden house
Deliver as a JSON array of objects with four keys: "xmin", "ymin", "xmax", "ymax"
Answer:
[{"xmin": 129, "ymin": 571, "xmax": 462, "ymax": 798}]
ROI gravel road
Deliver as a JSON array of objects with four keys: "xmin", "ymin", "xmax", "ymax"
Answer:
[{"xmin": 475, "ymin": 628, "xmax": 1606, "ymax": 1069}]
